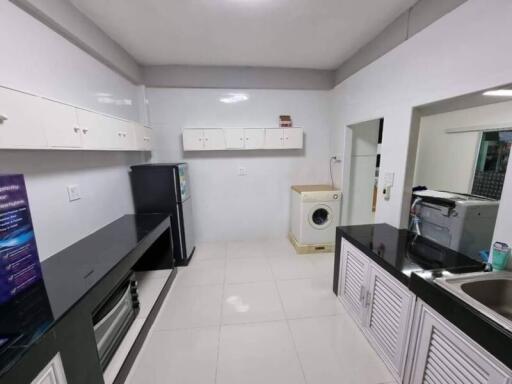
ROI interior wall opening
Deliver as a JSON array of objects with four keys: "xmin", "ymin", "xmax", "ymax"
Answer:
[{"xmin": 345, "ymin": 118, "xmax": 383, "ymax": 226}]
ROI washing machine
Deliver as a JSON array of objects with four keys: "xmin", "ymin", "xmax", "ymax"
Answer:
[{"xmin": 289, "ymin": 185, "xmax": 341, "ymax": 253}]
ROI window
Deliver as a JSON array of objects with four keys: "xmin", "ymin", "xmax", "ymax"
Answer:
[{"xmin": 471, "ymin": 130, "xmax": 512, "ymax": 199}]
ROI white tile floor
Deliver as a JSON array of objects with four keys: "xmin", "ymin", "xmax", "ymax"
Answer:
[{"xmin": 125, "ymin": 239, "xmax": 395, "ymax": 384}]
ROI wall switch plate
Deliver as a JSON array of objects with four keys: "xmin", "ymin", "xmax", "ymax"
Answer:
[
  {"xmin": 238, "ymin": 166, "xmax": 248, "ymax": 176},
  {"xmin": 67, "ymin": 184, "xmax": 81, "ymax": 202},
  {"xmin": 384, "ymin": 172, "xmax": 394, "ymax": 186}
]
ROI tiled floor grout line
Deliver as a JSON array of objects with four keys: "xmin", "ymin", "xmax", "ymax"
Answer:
[
  {"xmin": 272, "ymin": 260, "xmax": 310, "ymax": 384},
  {"xmin": 214, "ymin": 243, "xmax": 228, "ymax": 384}
]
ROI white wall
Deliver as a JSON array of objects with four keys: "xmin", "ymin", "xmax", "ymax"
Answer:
[
  {"xmin": 331, "ymin": 0, "xmax": 512, "ymax": 252},
  {"xmin": 0, "ymin": 2, "xmax": 139, "ymax": 121},
  {"xmin": 414, "ymin": 100, "xmax": 512, "ymax": 193},
  {"xmin": 147, "ymin": 88, "xmax": 332, "ymax": 243},
  {"xmin": 0, "ymin": 2, "xmax": 143, "ymax": 260}
]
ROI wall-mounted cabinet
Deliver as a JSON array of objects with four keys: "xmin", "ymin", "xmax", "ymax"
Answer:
[
  {"xmin": 0, "ymin": 86, "xmax": 151, "ymax": 152},
  {"xmin": 182, "ymin": 127, "xmax": 303, "ymax": 151},
  {"xmin": 183, "ymin": 128, "xmax": 225, "ymax": 151}
]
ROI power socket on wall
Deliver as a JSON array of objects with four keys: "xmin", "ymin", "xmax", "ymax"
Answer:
[{"xmin": 238, "ymin": 166, "xmax": 248, "ymax": 176}]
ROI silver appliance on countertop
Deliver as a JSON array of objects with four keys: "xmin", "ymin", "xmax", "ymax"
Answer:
[{"xmin": 410, "ymin": 190, "xmax": 499, "ymax": 261}]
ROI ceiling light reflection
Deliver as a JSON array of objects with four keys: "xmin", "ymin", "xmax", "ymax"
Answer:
[{"xmin": 219, "ymin": 93, "xmax": 249, "ymax": 104}]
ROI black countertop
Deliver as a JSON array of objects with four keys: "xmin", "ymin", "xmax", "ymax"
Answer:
[
  {"xmin": 336, "ymin": 223, "xmax": 482, "ymax": 286},
  {"xmin": 335, "ymin": 223, "xmax": 512, "ymax": 370},
  {"xmin": 0, "ymin": 213, "xmax": 170, "ymax": 378}
]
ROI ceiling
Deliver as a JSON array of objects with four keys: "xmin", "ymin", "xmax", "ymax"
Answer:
[{"xmin": 70, "ymin": 0, "xmax": 417, "ymax": 69}]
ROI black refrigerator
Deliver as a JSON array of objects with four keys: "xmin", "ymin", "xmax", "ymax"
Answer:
[{"xmin": 130, "ymin": 163, "xmax": 196, "ymax": 265}]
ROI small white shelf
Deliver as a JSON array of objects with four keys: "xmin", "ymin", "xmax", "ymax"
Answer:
[{"xmin": 182, "ymin": 127, "xmax": 304, "ymax": 151}]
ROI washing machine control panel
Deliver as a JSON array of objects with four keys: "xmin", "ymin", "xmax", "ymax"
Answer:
[{"xmin": 301, "ymin": 191, "xmax": 342, "ymax": 202}]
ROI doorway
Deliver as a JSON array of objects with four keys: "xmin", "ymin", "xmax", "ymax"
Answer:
[{"xmin": 345, "ymin": 118, "xmax": 383, "ymax": 225}]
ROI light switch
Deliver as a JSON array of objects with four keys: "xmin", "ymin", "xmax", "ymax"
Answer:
[
  {"xmin": 67, "ymin": 184, "xmax": 81, "ymax": 201},
  {"xmin": 238, "ymin": 166, "xmax": 248, "ymax": 176},
  {"xmin": 384, "ymin": 172, "xmax": 394, "ymax": 186}
]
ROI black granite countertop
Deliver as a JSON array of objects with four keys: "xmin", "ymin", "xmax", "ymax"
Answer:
[
  {"xmin": 0, "ymin": 213, "xmax": 170, "ymax": 378},
  {"xmin": 336, "ymin": 223, "xmax": 483, "ymax": 286}
]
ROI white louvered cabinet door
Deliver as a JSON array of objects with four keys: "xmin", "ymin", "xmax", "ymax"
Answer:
[
  {"xmin": 409, "ymin": 304, "xmax": 511, "ymax": 384},
  {"xmin": 364, "ymin": 265, "xmax": 414, "ymax": 376},
  {"xmin": 339, "ymin": 239, "xmax": 370, "ymax": 323}
]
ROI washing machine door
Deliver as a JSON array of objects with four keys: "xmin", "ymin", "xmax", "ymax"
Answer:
[{"xmin": 308, "ymin": 204, "xmax": 333, "ymax": 229}]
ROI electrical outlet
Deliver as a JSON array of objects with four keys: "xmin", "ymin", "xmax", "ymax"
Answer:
[
  {"xmin": 67, "ymin": 184, "xmax": 81, "ymax": 202},
  {"xmin": 238, "ymin": 166, "xmax": 248, "ymax": 176}
]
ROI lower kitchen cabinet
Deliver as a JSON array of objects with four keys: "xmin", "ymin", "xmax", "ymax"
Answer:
[
  {"xmin": 31, "ymin": 353, "xmax": 68, "ymax": 384},
  {"xmin": 364, "ymin": 264, "xmax": 414, "ymax": 378},
  {"xmin": 407, "ymin": 301, "xmax": 512, "ymax": 384},
  {"xmin": 339, "ymin": 239, "xmax": 370, "ymax": 322},
  {"xmin": 338, "ymin": 238, "xmax": 415, "ymax": 380}
]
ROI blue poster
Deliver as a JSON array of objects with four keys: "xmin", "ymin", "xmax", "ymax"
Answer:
[{"xmin": 0, "ymin": 174, "xmax": 42, "ymax": 304}]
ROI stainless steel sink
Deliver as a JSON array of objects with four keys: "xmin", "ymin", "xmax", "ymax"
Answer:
[{"xmin": 435, "ymin": 271, "xmax": 512, "ymax": 331}]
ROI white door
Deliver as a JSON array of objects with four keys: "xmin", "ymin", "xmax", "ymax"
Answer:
[
  {"xmin": 203, "ymin": 129, "xmax": 226, "ymax": 150},
  {"xmin": 31, "ymin": 353, "xmax": 68, "ymax": 384},
  {"xmin": 364, "ymin": 265, "xmax": 414, "ymax": 376},
  {"xmin": 409, "ymin": 304, "xmax": 511, "ymax": 384},
  {"xmin": 282, "ymin": 128, "xmax": 303, "ymax": 149},
  {"xmin": 264, "ymin": 129, "xmax": 284, "ymax": 149},
  {"xmin": 244, "ymin": 129, "xmax": 265, "ymax": 149},
  {"xmin": 339, "ymin": 239, "xmax": 370, "ymax": 323},
  {"xmin": 224, "ymin": 129, "xmax": 244, "ymax": 149},
  {"xmin": 0, "ymin": 87, "xmax": 47, "ymax": 149},
  {"xmin": 76, "ymin": 109, "xmax": 110, "ymax": 150},
  {"xmin": 41, "ymin": 99, "xmax": 82, "ymax": 148},
  {"xmin": 183, "ymin": 129, "xmax": 204, "ymax": 150}
]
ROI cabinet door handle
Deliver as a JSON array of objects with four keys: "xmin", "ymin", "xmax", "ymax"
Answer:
[
  {"xmin": 365, "ymin": 291, "xmax": 372, "ymax": 308},
  {"xmin": 82, "ymin": 128, "xmax": 89, "ymax": 134},
  {"xmin": 73, "ymin": 126, "xmax": 80, "ymax": 133},
  {"xmin": 359, "ymin": 286, "xmax": 365, "ymax": 302},
  {"xmin": 0, "ymin": 114, "xmax": 8, "ymax": 123}
]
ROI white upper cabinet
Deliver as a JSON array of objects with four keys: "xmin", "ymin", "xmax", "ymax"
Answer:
[
  {"xmin": 0, "ymin": 86, "xmax": 150, "ymax": 152},
  {"xmin": 224, "ymin": 128, "xmax": 245, "ymax": 149},
  {"xmin": 183, "ymin": 128, "xmax": 302, "ymax": 151},
  {"xmin": 203, "ymin": 129, "xmax": 225, "ymax": 150},
  {"xmin": 282, "ymin": 128, "xmax": 303, "ymax": 149},
  {"xmin": 134, "ymin": 123, "xmax": 152, "ymax": 151},
  {"xmin": 263, "ymin": 128, "xmax": 303, "ymax": 149},
  {"xmin": 263, "ymin": 128, "xmax": 284, "ymax": 149},
  {"xmin": 0, "ymin": 87, "xmax": 47, "ymax": 149},
  {"xmin": 76, "ymin": 108, "xmax": 110, "ymax": 150},
  {"xmin": 41, "ymin": 99, "xmax": 81, "ymax": 148},
  {"xmin": 244, "ymin": 129, "xmax": 265, "ymax": 149},
  {"xmin": 182, "ymin": 128, "xmax": 226, "ymax": 151},
  {"xmin": 183, "ymin": 129, "xmax": 205, "ymax": 151}
]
